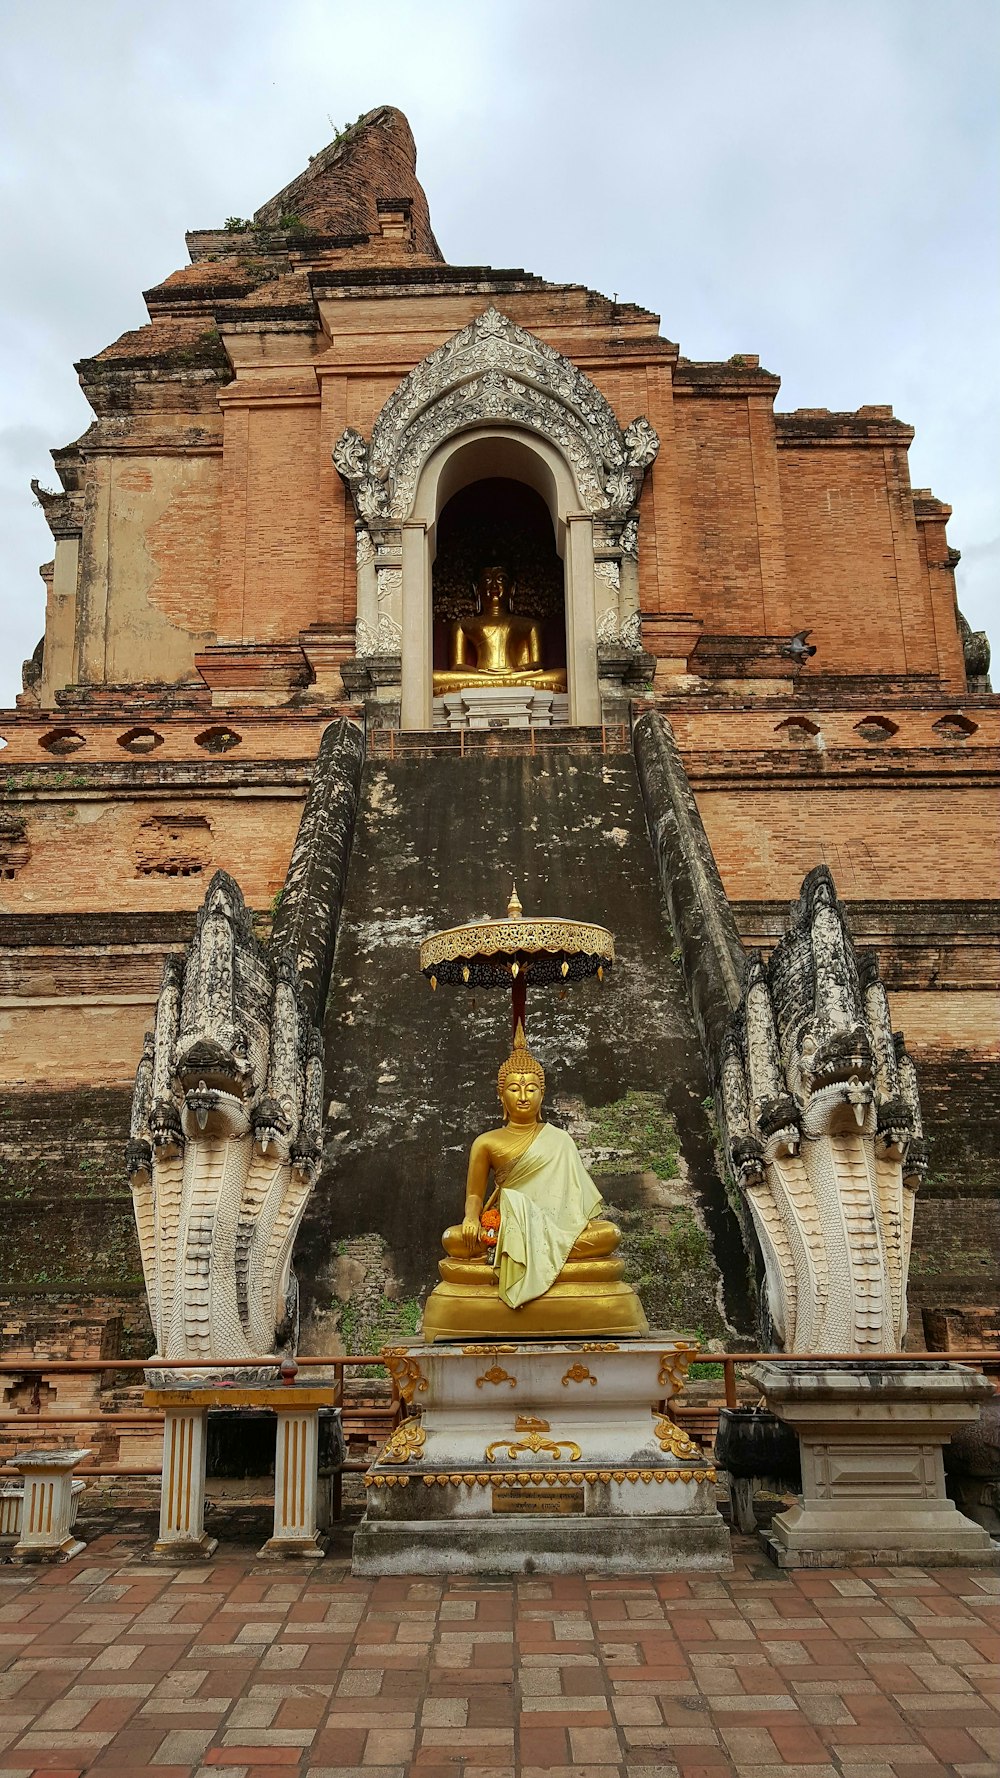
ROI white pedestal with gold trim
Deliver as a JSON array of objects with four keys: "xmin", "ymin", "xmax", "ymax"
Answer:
[
  {"xmin": 354, "ymin": 1339, "xmax": 731, "ymax": 1576},
  {"xmin": 436, "ymin": 688, "xmax": 568, "ymax": 730}
]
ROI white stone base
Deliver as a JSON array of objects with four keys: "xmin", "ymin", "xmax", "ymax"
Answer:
[
  {"xmin": 435, "ymin": 687, "xmax": 568, "ymax": 730},
  {"xmin": 354, "ymin": 1510, "xmax": 727, "ymax": 1576},
  {"xmin": 753, "ymin": 1361, "xmax": 1000, "ymax": 1569},
  {"xmin": 10, "ymin": 1450, "xmax": 91, "ymax": 1565},
  {"xmin": 152, "ymin": 1532, "xmax": 219, "ymax": 1561},
  {"xmin": 353, "ymin": 1339, "xmax": 731, "ymax": 1576},
  {"xmin": 257, "ymin": 1531, "xmax": 326, "ymax": 1561}
]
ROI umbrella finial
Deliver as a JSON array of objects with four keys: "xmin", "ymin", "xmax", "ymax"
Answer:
[{"xmin": 507, "ymin": 883, "xmax": 523, "ymax": 920}]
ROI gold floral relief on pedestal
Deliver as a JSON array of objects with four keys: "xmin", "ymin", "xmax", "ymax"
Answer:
[
  {"xmin": 579, "ymin": 1341, "xmax": 619, "ymax": 1352},
  {"xmin": 561, "ymin": 1362, "xmax": 597, "ymax": 1387},
  {"xmin": 651, "ymin": 1410, "xmax": 702, "ymax": 1460},
  {"xmin": 462, "ymin": 1343, "xmax": 520, "ymax": 1356},
  {"xmin": 370, "ymin": 1465, "xmax": 716, "ymax": 1488},
  {"xmin": 657, "ymin": 1343, "xmax": 699, "ymax": 1393},
  {"xmin": 476, "ymin": 1364, "xmax": 517, "ymax": 1389},
  {"xmin": 379, "ymin": 1419, "xmax": 426, "ymax": 1464},
  {"xmin": 485, "ymin": 1413, "xmax": 582, "ymax": 1464},
  {"xmin": 381, "ymin": 1346, "xmax": 428, "ymax": 1405}
]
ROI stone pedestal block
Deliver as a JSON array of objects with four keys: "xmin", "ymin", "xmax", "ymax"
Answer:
[
  {"xmin": 146, "ymin": 1385, "xmax": 338, "ymax": 1560},
  {"xmin": 354, "ymin": 1339, "xmax": 731, "ymax": 1576},
  {"xmin": 153, "ymin": 1403, "xmax": 217, "ymax": 1559},
  {"xmin": 257, "ymin": 1402, "xmax": 327, "ymax": 1560},
  {"xmin": 10, "ymin": 1449, "xmax": 90, "ymax": 1563},
  {"xmin": 439, "ymin": 687, "xmax": 566, "ymax": 730},
  {"xmin": 0, "ymin": 1477, "xmax": 86, "ymax": 1546},
  {"xmin": 752, "ymin": 1361, "xmax": 1000, "ymax": 1567}
]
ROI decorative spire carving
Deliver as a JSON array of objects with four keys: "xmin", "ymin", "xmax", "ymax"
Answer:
[
  {"xmin": 720, "ymin": 866, "xmax": 926, "ymax": 1352},
  {"xmin": 127, "ymin": 871, "xmax": 324, "ymax": 1375},
  {"xmin": 333, "ymin": 308, "xmax": 659, "ymax": 528}
]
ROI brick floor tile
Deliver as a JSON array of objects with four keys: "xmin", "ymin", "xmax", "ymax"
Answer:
[
  {"xmin": 725, "ymin": 1768, "xmax": 836, "ymax": 1778},
  {"xmin": 569, "ymin": 1721, "xmax": 622, "ymax": 1763},
  {"xmin": 205, "ymin": 1753, "xmax": 301, "ymax": 1766},
  {"xmin": 518, "ymin": 1723, "xmax": 569, "ymax": 1764},
  {"xmin": 611, "ymin": 1695, "xmax": 662, "ymax": 1726},
  {"xmin": 360, "ymin": 1728, "xmax": 415, "ymax": 1763},
  {"xmin": 719, "ymin": 1726, "xmax": 780, "ymax": 1760},
  {"xmin": 769, "ymin": 1721, "xmax": 832, "ymax": 1761},
  {"xmin": 521, "ymin": 1768, "xmax": 624, "ymax": 1778}
]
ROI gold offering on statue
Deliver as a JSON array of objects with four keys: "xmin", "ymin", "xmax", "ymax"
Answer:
[
  {"xmin": 419, "ymin": 889, "xmax": 647, "ymax": 1341},
  {"xmin": 432, "ymin": 564, "xmax": 567, "ymax": 694}
]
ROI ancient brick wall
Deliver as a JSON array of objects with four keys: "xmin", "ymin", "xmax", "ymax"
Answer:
[
  {"xmin": 697, "ymin": 786, "xmax": 999, "ymax": 903},
  {"xmin": 0, "ymin": 792, "xmax": 301, "ymax": 915},
  {"xmin": 673, "ymin": 398, "xmax": 766, "ymax": 632}
]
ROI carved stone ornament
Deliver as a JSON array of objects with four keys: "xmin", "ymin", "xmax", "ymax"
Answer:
[
  {"xmin": 596, "ymin": 607, "xmax": 620, "ymax": 646},
  {"xmin": 596, "ymin": 605, "xmax": 644, "ymax": 654},
  {"xmin": 720, "ymin": 866, "xmax": 927, "ymax": 1354},
  {"xmin": 355, "ymin": 613, "xmax": 403, "ymax": 658},
  {"xmin": 127, "ymin": 871, "xmax": 324, "ymax": 1376},
  {"xmin": 333, "ymin": 307, "xmax": 659, "ymax": 527}
]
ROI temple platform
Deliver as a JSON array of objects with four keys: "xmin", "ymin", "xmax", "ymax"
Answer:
[{"xmin": 353, "ymin": 1339, "xmax": 732, "ymax": 1576}]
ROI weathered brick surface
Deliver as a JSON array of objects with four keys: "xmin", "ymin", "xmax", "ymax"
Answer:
[
  {"xmin": 674, "ymin": 398, "xmax": 766, "ymax": 633},
  {"xmin": 2, "ymin": 109, "xmax": 996, "ymax": 1349},
  {"xmin": 0, "ymin": 793, "xmax": 301, "ymax": 915},
  {"xmin": 13, "ymin": 126, "xmax": 971, "ymax": 695},
  {"xmin": 697, "ymin": 786, "xmax": 999, "ymax": 902}
]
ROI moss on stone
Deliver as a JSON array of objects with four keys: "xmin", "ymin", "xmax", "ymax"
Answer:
[
  {"xmin": 614, "ymin": 1206, "xmax": 727, "ymax": 1338},
  {"xmin": 336, "ymin": 1293, "xmax": 423, "ymax": 1355},
  {"xmin": 587, "ymin": 1090, "xmax": 681, "ymax": 1180}
]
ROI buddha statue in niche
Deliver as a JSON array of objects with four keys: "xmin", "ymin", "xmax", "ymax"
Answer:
[
  {"xmin": 421, "ymin": 1025, "xmax": 648, "ymax": 1340},
  {"xmin": 433, "ymin": 564, "xmax": 567, "ymax": 695}
]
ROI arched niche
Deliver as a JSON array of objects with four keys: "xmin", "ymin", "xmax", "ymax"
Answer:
[
  {"xmin": 333, "ymin": 307, "xmax": 659, "ymax": 730},
  {"xmin": 431, "ymin": 476, "xmax": 566, "ymax": 678},
  {"xmin": 403, "ymin": 429, "xmax": 595, "ymax": 729}
]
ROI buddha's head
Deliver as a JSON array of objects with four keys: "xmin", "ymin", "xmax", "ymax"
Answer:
[
  {"xmin": 476, "ymin": 564, "xmax": 514, "ymax": 616},
  {"xmin": 497, "ymin": 1022, "xmax": 544, "ymax": 1125}
]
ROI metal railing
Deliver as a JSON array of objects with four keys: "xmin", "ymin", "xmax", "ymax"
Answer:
[
  {"xmin": 0, "ymin": 1348, "xmax": 995, "ymax": 1476},
  {"xmin": 0, "ymin": 1354, "xmax": 400, "ymax": 1478},
  {"xmin": 368, "ymin": 724, "xmax": 630, "ymax": 759}
]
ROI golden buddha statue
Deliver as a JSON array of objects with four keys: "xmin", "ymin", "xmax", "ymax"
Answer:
[
  {"xmin": 422, "ymin": 1025, "xmax": 648, "ymax": 1340},
  {"xmin": 433, "ymin": 564, "xmax": 567, "ymax": 695}
]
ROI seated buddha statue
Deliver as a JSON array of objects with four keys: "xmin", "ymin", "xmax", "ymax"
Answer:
[
  {"xmin": 432, "ymin": 564, "xmax": 567, "ymax": 695},
  {"xmin": 421, "ymin": 1025, "xmax": 648, "ymax": 1341}
]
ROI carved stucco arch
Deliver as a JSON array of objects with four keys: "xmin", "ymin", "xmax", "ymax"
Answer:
[{"xmin": 333, "ymin": 307, "xmax": 659, "ymax": 729}]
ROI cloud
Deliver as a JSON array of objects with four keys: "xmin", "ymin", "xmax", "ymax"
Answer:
[{"xmin": 1, "ymin": 0, "xmax": 997, "ymax": 705}]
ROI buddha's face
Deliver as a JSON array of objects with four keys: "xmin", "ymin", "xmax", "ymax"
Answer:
[
  {"xmin": 501, "ymin": 1070, "xmax": 543, "ymax": 1125},
  {"xmin": 478, "ymin": 565, "xmax": 512, "ymax": 615}
]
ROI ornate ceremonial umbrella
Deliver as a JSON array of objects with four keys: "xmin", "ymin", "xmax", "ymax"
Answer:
[{"xmin": 419, "ymin": 887, "xmax": 614, "ymax": 1040}]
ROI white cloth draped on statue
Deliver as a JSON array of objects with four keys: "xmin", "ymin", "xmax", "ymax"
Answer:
[{"xmin": 494, "ymin": 1121, "xmax": 604, "ymax": 1309}]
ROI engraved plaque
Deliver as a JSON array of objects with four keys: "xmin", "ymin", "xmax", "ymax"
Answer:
[{"xmin": 491, "ymin": 1486, "xmax": 584, "ymax": 1516}]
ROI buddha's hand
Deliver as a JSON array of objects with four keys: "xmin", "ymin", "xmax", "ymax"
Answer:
[{"xmin": 461, "ymin": 1215, "xmax": 482, "ymax": 1254}]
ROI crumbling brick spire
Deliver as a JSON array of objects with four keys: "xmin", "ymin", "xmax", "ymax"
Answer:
[{"xmin": 253, "ymin": 104, "xmax": 443, "ymax": 259}]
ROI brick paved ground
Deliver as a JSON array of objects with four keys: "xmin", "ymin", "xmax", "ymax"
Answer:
[{"xmin": 0, "ymin": 1513, "xmax": 996, "ymax": 1778}]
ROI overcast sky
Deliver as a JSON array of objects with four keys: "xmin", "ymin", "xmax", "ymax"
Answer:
[{"xmin": 1, "ymin": 0, "xmax": 997, "ymax": 706}]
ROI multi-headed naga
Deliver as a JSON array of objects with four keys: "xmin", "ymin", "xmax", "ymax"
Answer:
[
  {"xmin": 127, "ymin": 872, "xmax": 324, "ymax": 1374},
  {"xmin": 720, "ymin": 867, "xmax": 926, "ymax": 1352}
]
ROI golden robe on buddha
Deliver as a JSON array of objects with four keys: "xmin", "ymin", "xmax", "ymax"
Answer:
[{"xmin": 493, "ymin": 1122, "xmax": 603, "ymax": 1309}]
